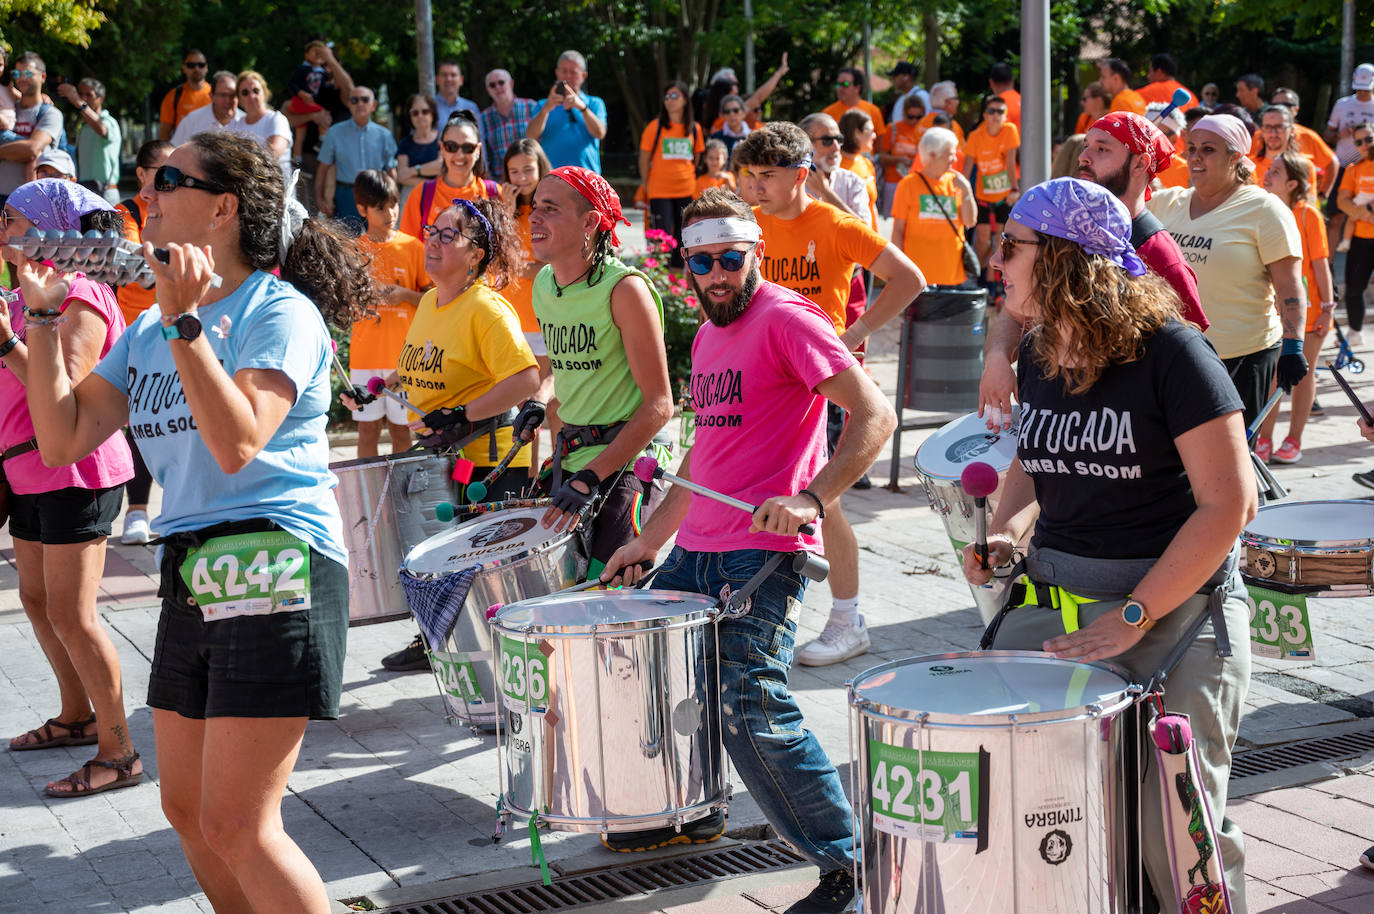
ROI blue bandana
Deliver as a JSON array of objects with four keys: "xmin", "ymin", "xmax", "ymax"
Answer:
[
  {"xmin": 7, "ymin": 178, "xmax": 114, "ymax": 232},
  {"xmin": 1009, "ymin": 178, "xmax": 1147, "ymax": 277}
]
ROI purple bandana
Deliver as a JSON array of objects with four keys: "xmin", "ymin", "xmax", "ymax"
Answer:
[
  {"xmin": 1009, "ymin": 177, "xmax": 1146, "ymax": 277},
  {"xmin": 6, "ymin": 178, "xmax": 114, "ymax": 232}
]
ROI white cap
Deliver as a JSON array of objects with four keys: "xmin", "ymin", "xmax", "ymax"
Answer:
[
  {"xmin": 34, "ymin": 148, "xmax": 76, "ymax": 178},
  {"xmin": 1354, "ymin": 63, "xmax": 1374, "ymax": 91}
]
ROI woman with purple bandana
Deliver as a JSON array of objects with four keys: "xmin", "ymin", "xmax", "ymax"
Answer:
[
  {"xmin": 0, "ymin": 179, "xmax": 140, "ymax": 796},
  {"xmin": 964, "ymin": 178, "xmax": 1256, "ymax": 912}
]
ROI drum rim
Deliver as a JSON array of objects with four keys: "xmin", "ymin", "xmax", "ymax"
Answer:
[
  {"xmin": 492, "ymin": 588, "xmax": 720, "ymax": 633},
  {"xmin": 329, "ymin": 450, "xmax": 450, "ymax": 471},
  {"xmin": 913, "ymin": 409, "xmax": 1020, "ymax": 480},
  {"xmin": 399, "ymin": 509, "xmax": 580, "ymax": 579},
  {"xmin": 848, "ymin": 649, "xmax": 1136, "ymax": 725},
  {"xmin": 1243, "ymin": 499, "xmax": 1374, "ymax": 548}
]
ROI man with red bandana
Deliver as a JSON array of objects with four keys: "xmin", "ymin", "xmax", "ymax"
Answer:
[
  {"xmin": 515, "ymin": 165, "xmax": 674, "ymax": 582},
  {"xmin": 979, "ymin": 112, "xmax": 1208, "ymax": 425}
]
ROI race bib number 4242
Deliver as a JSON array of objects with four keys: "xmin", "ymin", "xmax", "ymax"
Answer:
[{"xmin": 178, "ymin": 530, "xmax": 311, "ymax": 622}]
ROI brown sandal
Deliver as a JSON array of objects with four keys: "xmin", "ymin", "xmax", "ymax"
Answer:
[
  {"xmin": 9, "ymin": 716, "xmax": 98, "ymax": 752},
  {"xmin": 44, "ymin": 751, "xmax": 143, "ymax": 799}
]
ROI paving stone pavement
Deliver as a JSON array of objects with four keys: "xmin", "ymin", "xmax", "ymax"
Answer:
[{"xmin": 7, "ymin": 286, "xmax": 1374, "ymax": 911}]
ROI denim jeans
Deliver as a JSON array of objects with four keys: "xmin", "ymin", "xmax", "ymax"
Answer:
[{"xmin": 654, "ymin": 546, "xmax": 856, "ymax": 872}]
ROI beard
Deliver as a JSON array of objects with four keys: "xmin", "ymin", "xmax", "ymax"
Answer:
[
  {"xmin": 695, "ymin": 268, "xmax": 760, "ymax": 327},
  {"xmin": 1081, "ymin": 158, "xmax": 1132, "ymax": 199}
]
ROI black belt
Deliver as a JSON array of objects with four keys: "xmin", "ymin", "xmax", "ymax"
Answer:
[
  {"xmin": 551, "ymin": 421, "xmax": 626, "ymax": 490},
  {"xmin": 1, "ymin": 437, "xmax": 38, "ymax": 462}
]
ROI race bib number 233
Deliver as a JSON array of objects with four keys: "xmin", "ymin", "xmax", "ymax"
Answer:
[{"xmin": 178, "ymin": 530, "xmax": 311, "ymax": 621}]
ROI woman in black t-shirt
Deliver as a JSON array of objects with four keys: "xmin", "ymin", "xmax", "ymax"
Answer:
[{"xmin": 962, "ymin": 177, "xmax": 1255, "ymax": 912}]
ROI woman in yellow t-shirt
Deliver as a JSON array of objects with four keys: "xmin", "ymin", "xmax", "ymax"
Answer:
[
  {"xmin": 399, "ymin": 109, "xmax": 499, "ymax": 238},
  {"xmin": 838, "ymin": 109, "xmax": 880, "ymax": 228},
  {"xmin": 891, "ymin": 127, "xmax": 976, "ymax": 287},
  {"xmin": 639, "ymin": 80, "xmax": 704, "ymax": 266}
]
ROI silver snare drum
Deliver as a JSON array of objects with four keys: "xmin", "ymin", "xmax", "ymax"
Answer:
[
  {"xmin": 913, "ymin": 410, "xmax": 1022, "ymax": 623},
  {"xmin": 492, "ymin": 589, "xmax": 725, "ymax": 834},
  {"xmin": 850, "ymin": 651, "xmax": 1135, "ymax": 914},
  {"xmin": 332, "ymin": 452, "xmax": 457, "ymax": 626},
  {"xmin": 400, "ymin": 504, "xmax": 584, "ymax": 727}
]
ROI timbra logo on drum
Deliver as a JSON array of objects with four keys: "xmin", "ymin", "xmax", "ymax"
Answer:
[
  {"xmin": 926, "ymin": 664, "xmax": 971, "ymax": 676},
  {"xmin": 1039, "ymin": 828, "xmax": 1073, "ymax": 865},
  {"xmin": 944, "ymin": 433, "xmax": 1002, "ymax": 466}
]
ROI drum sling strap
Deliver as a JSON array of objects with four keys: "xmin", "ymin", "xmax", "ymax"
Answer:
[{"xmin": 549, "ymin": 420, "xmax": 627, "ymax": 491}]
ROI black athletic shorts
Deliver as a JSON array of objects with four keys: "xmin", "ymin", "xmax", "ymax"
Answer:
[
  {"xmin": 9, "ymin": 484, "xmax": 124, "ymax": 544},
  {"xmin": 976, "ymin": 199, "xmax": 1013, "ymax": 226}
]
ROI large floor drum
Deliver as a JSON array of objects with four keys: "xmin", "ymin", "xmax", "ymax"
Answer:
[{"xmin": 849, "ymin": 651, "xmax": 1136, "ymax": 914}]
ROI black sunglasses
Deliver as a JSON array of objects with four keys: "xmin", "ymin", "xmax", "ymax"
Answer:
[
  {"xmin": 812, "ymin": 134, "xmax": 843, "ymax": 147},
  {"xmin": 154, "ymin": 165, "xmax": 230, "ymax": 195},
  {"xmin": 350, "ymin": 96, "xmax": 373, "ymax": 104},
  {"xmin": 1357, "ymin": 136, "xmax": 1374, "ymax": 147},
  {"xmin": 443, "ymin": 140, "xmax": 480, "ymax": 155},
  {"xmin": 184, "ymin": 61, "xmax": 208, "ymax": 69},
  {"xmin": 686, "ymin": 247, "xmax": 752, "ymax": 275},
  {"xmin": 722, "ymin": 107, "xmax": 744, "ymax": 115}
]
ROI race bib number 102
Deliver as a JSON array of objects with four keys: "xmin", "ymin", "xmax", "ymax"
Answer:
[{"xmin": 178, "ymin": 530, "xmax": 311, "ymax": 622}]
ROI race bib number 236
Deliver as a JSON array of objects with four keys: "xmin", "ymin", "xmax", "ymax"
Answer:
[{"xmin": 178, "ymin": 530, "xmax": 311, "ymax": 621}]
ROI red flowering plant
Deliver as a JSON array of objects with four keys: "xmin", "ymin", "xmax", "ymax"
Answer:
[{"xmin": 623, "ymin": 228, "xmax": 701, "ymax": 403}]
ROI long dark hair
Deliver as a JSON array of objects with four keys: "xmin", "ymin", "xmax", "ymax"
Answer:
[
  {"xmin": 188, "ymin": 132, "xmax": 376, "ymax": 328},
  {"xmin": 442, "ymin": 109, "xmax": 485, "ymax": 179},
  {"xmin": 502, "ymin": 138, "xmax": 551, "ymax": 209},
  {"xmin": 657, "ymin": 80, "xmax": 695, "ymax": 136}
]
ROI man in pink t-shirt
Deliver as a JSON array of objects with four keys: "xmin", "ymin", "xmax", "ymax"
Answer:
[{"xmin": 600, "ymin": 189, "xmax": 895, "ymax": 913}]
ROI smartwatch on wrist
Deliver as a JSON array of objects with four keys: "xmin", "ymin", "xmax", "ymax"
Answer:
[
  {"xmin": 161, "ymin": 312, "xmax": 203, "ymax": 342},
  {"xmin": 1120, "ymin": 598, "xmax": 1155, "ymax": 632}
]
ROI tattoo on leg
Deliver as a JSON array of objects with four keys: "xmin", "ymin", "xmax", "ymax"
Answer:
[{"xmin": 112, "ymin": 723, "xmax": 132, "ymax": 754}]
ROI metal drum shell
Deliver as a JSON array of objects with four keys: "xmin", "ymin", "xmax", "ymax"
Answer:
[
  {"xmin": 493, "ymin": 590, "xmax": 725, "ymax": 834},
  {"xmin": 332, "ymin": 452, "xmax": 457, "ymax": 625},
  {"xmin": 1240, "ymin": 499, "xmax": 1374, "ymax": 596},
  {"xmin": 849, "ymin": 651, "xmax": 1135, "ymax": 914},
  {"xmin": 401, "ymin": 517, "xmax": 585, "ymax": 728}
]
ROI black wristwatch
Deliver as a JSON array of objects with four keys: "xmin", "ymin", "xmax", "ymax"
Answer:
[{"xmin": 161, "ymin": 312, "xmax": 203, "ymax": 343}]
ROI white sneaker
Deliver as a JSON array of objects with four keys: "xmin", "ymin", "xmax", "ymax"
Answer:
[
  {"xmin": 121, "ymin": 509, "xmax": 151, "ymax": 545},
  {"xmin": 797, "ymin": 617, "xmax": 871, "ymax": 666},
  {"xmin": 1348, "ymin": 329, "xmax": 1364, "ymax": 350}
]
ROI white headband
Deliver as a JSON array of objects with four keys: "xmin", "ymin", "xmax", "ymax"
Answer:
[{"xmin": 681, "ymin": 217, "xmax": 762, "ymax": 249}]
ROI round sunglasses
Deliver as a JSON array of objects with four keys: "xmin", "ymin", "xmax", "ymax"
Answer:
[
  {"xmin": 443, "ymin": 140, "xmax": 480, "ymax": 155},
  {"xmin": 686, "ymin": 247, "xmax": 753, "ymax": 275}
]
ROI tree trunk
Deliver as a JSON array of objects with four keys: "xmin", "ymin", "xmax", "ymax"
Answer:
[{"xmin": 923, "ymin": 9, "xmax": 940, "ymax": 84}]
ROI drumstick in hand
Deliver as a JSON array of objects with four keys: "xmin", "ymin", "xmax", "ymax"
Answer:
[
  {"xmin": 960, "ymin": 461, "xmax": 999, "ymax": 570},
  {"xmin": 633, "ymin": 455, "xmax": 816, "ymax": 536},
  {"xmin": 366, "ymin": 376, "xmax": 423, "ymax": 415},
  {"xmin": 467, "ymin": 439, "xmax": 529, "ymax": 502}
]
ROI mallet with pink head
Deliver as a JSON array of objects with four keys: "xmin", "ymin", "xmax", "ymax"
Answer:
[
  {"xmin": 960, "ymin": 461, "xmax": 1000, "ymax": 569},
  {"xmin": 633, "ymin": 454, "xmax": 816, "ymax": 536}
]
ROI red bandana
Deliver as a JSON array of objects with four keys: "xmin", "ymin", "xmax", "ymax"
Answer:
[
  {"xmin": 549, "ymin": 165, "xmax": 631, "ymax": 246},
  {"xmin": 1090, "ymin": 112, "xmax": 1178, "ymax": 197}
]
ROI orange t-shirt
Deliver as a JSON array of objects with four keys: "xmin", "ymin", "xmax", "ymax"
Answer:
[
  {"xmin": 1249, "ymin": 126, "xmax": 1336, "ymax": 180},
  {"xmin": 694, "ymin": 172, "xmax": 736, "ymax": 195},
  {"xmin": 1074, "ymin": 111, "xmax": 1093, "ymax": 135},
  {"xmin": 114, "ymin": 201, "xmax": 155, "ymax": 327},
  {"xmin": 1156, "ymin": 154, "xmax": 1190, "ymax": 189},
  {"xmin": 1341, "ymin": 160, "xmax": 1374, "ymax": 240},
  {"xmin": 1137, "ymin": 80, "xmax": 1195, "ymax": 109},
  {"xmin": 824, "ymin": 98, "xmax": 886, "ymax": 137},
  {"xmin": 160, "ymin": 83, "xmax": 212, "ymax": 130},
  {"xmin": 399, "ymin": 173, "xmax": 496, "ymax": 239},
  {"xmin": 350, "ymin": 232, "xmax": 429, "ymax": 370},
  {"xmin": 502, "ymin": 205, "xmax": 541, "ymax": 334},
  {"xmin": 892, "ymin": 170, "xmax": 967, "ymax": 286},
  {"xmin": 1109, "ymin": 88, "xmax": 1147, "ymax": 115},
  {"xmin": 841, "ymin": 152, "xmax": 880, "ymax": 228},
  {"xmin": 640, "ymin": 121, "xmax": 705, "ymax": 199},
  {"xmin": 880, "ymin": 120, "xmax": 921, "ymax": 184},
  {"xmin": 996, "ymin": 88, "xmax": 1021, "ymax": 128},
  {"xmin": 754, "ymin": 200, "xmax": 887, "ymax": 334},
  {"xmin": 917, "ymin": 113, "xmax": 966, "ymax": 171},
  {"xmin": 1252, "ymin": 152, "xmax": 1318, "ymax": 188},
  {"xmin": 710, "ymin": 114, "xmax": 763, "ymax": 133},
  {"xmin": 1290, "ymin": 199, "xmax": 1329, "ymax": 309},
  {"xmin": 964, "ymin": 123, "xmax": 1020, "ymax": 203}
]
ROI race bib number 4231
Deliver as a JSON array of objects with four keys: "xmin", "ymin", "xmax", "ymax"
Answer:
[
  {"xmin": 868, "ymin": 740, "xmax": 986, "ymax": 844},
  {"xmin": 178, "ymin": 530, "xmax": 311, "ymax": 621}
]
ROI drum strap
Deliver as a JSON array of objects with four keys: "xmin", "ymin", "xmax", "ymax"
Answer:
[{"xmin": 549, "ymin": 421, "xmax": 626, "ymax": 491}]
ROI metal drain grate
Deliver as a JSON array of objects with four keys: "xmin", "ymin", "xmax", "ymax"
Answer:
[
  {"xmin": 370, "ymin": 839, "xmax": 807, "ymax": 914},
  {"xmin": 1230, "ymin": 727, "xmax": 1374, "ymax": 779}
]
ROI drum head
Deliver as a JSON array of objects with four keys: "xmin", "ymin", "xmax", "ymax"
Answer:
[
  {"xmin": 914, "ymin": 409, "xmax": 1020, "ymax": 481},
  {"xmin": 1244, "ymin": 500, "xmax": 1374, "ymax": 547},
  {"xmin": 495, "ymin": 589, "xmax": 719, "ymax": 632},
  {"xmin": 403, "ymin": 506, "xmax": 564, "ymax": 574},
  {"xmin": 851, "ymin": 651, "xmax": 1129, "ymax": 720}
]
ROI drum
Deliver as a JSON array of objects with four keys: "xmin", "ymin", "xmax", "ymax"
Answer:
[
  {"xmin": 913, "ymin": 408, "xmax": 1022, "ymax": 623},
  {"xmin": 399, "ymin": 504, "xmax": 585, "ymax": 727},
  {"xmin": 1241, "ymin": 500, "xmax": 1374, "ymax": 596},
  {"xmin": 332, "ymin": 452, "xmax": 457, "ymax": 625},
  {"xmin": 849, "ymin": 651, "xmax": 1136, "ymax": 914},
  {"xmin": 492, "ymin": 589, "xmax": 726, "ymax": 834}
]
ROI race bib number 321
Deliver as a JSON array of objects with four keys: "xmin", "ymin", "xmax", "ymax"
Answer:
[{"xmin": 178, "ymin": 530, "xmax": 311, "ymax": 621}]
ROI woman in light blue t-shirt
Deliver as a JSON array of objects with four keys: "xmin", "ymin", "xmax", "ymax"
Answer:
[{"xmin": 17, "ymin": 132, "xmax": 379, "ymax": 914}]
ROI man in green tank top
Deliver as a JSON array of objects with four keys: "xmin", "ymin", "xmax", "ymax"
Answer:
[{"xmin": 515, "ymin": 166, "xmax": 674, "ymax": 579}]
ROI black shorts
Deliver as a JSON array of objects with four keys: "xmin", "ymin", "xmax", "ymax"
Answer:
[
  {"xmin": 1222, "ymin": 344, "xmax": 1280, "ymax": 429},
  {"xmin": 9, "ymin": 484, "xmax": 124, "ymax": 544},
  {"xmin": 976, "ymin": 199, "xmax": 1012, "ymax": 226},
  {"xmin": 147, "ymin": 518, "xmax": 349, "ymax": 720}
]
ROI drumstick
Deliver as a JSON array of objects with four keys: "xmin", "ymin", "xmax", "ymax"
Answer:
[
  {"xmin": 1149, "ymin": 87, "xmax": 1192, "ymax": 125},
  {"xmin": 1245, "ymin": 388, "xmax": 1286, "ymax": 444},
  {"xmin": 366, "ymin": 376, "xmax": 422, "ymax": 414},
  {"xmin": 960, "ymin": 461, "xmax": 999, "ymax": 570},
  {"xmin": 327, "ymin": 340, "xmax": 354, "ymax": 392},
  {"xmin": 1328, "ymin": 362, "xmax": 1374, "ymax": 425},
  {"xmin": 467, "ymin": 439, "xmax": 529, "ymax": 502},
  {"xmin": 633, "ymin": 455, "xmax": 816, "ymax": 536}
]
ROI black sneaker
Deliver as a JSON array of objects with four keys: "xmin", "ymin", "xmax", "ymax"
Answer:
[
  {"xmin": 851, "ymin": 474, "xmax": 873, "ymax": 490},
  {"xmin": 1355, "ymin": 471, "xmax": 1374, "ymax": 491},
  {"xmin": 600, "ymin": 809, "xmax": 725, "ymax": 853},
  {"xmin": 1361, "ymin": 845, "xmax": 1374, "ymax": 871},
  {"xmin": 381, "ymin": 635, "xmax": 430, "ymax": 672},
  {"xmin": 1311, "ymin": 398, "xmax": 1325, "ymax": 416},
  {"xmin": 786, "ymin": 868, "xmax": 855, "ymax": 913}
]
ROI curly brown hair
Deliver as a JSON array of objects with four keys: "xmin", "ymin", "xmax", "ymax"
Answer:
[
  {"xmin": 731, "ymin": 121, "xmax": 810, "ymax": 169},
  {"xmin": 1027, "ymin": 234, "xmax": 1183, "ymax": 394},
  {"xmin": 441, "ymin": 196, "xmax": 524, "ymax": 291},
  {"xmin": 188, "ymin": 132, "xmax": 378, "ymax": 328}
]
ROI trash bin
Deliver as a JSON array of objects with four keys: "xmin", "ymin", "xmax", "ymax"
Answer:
[{"xmin": 900, "ymin": 285, "xmax": 988, "ymax": 412}]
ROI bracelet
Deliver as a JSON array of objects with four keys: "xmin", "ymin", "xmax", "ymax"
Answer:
[
  {"xmin": 160, "ymin": 308, "xmax": 198, "ymax": 326},
  {"xmin": 24, "ymin": 307, "xmax": 61, "ymax": 318},
  {"xmin": 24, "ymin": 314, "xmax": 64, "ymax": 328},
  {"xmin": 0, "ymin": 335, "xmax": 18, "ymax": 358},
  {"xmin": 798, "ymin": 488, "xmax": 826, "ymax": 519},
  {"xmin": 1321, "ymin": 301, "xmax": 1337, "ymax": 311},
  {"xmin": 1281, "ymin": 337, "xmax": 1303, "ymax": 356}
]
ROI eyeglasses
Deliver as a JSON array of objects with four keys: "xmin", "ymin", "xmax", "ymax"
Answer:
[
  {"xmin": 999, "ymin": 232, "xmax": 1042, "ymax": 261},
  {"xmin": 665, "ymin": 91, "xmax": 683, "ymax": 100},
  {"xmin": 835, "ymin": 80, "xmax": 857, "ymax": 89},
  {"xmin": 350, "ymin": 96, "xmax": 373, "ymax": 104},
  {"xmin": 183, "ymin": 62, "xmax": 207, "ymax": 69},
  {"xmin": 811, "ymin": 134, "xmax": 843, "ymax": 147},
  {"xmin": 421, "ymin": 224, "xmax": 476, "ymax": 246},
  {"xmin": 686, "ymin": 247, "xmax": 753, "ymax": 275},
  {"xmin": 409, "ymin": 109, "xmax": 431, "ymax": 117},
  {"xmin": 239, "ymin": 86, "xmax": 262, "ymax": 96},
  {"xmin": 905, "ymin": 110, "xmax": 924, "ymax": 119},
  {"xmin": 487, "ymin": 80, "xmax": 507, "ymax": 88},
  {"xmin": 442, "ymin": 140, "xmax": 480, "ymax": 154},
  {"xmin": 154, "ymin": 165, "xmax": 230, "ymax": 195},
  {"xmin": 722, "ymin": 107, "xmax": 744, "ymax": 115},
  {"xmin": 11, "ymin": 69, "xmax": 38, "ymax": 79}
]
